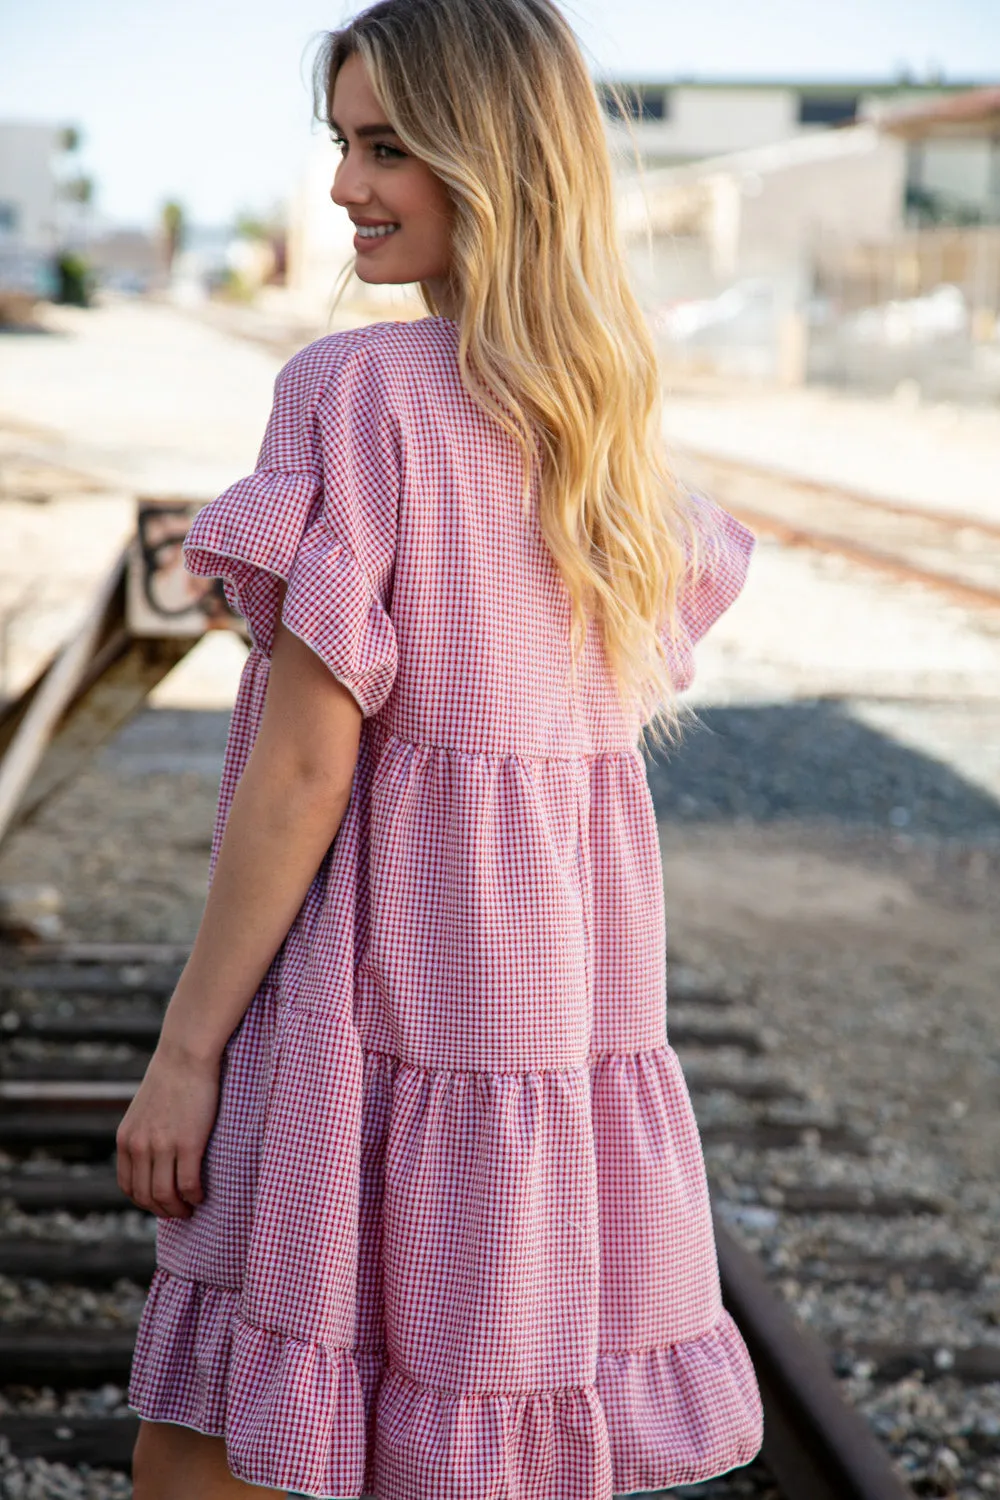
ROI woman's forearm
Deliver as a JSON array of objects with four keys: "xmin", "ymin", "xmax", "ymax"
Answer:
[{"xmin": 156, "ymin": 755, "xmax": 353, "ymax": 1065}]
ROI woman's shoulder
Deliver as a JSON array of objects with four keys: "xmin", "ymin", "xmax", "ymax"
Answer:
[{"xmin": 278, "ymin": 316, "xmax": 459, "ymax": 403}]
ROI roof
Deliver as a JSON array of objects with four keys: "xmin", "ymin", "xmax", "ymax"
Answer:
[
  {"xmin": 593, "ymin": 77, "xmax": 998, "ymax": 98},
  {"xmin": 875, "ymin": 87, "xmax": 1000, "ymax": 139}
]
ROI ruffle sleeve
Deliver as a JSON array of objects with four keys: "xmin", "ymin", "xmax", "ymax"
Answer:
[
  {"xmin": 183, "ymin": 335, "xmax": 401, "ymax": 719},
  {"xmin": 663, "ymin": 490, "xmax": 756, "ymax": 694}
]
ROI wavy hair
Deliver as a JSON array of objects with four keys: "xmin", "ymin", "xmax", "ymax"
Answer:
[{"xmin": 312, "ymin": 0, "xmax": 709, "ymax": 749}]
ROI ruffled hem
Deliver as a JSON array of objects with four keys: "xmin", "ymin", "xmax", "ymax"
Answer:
[
  {"xmin": 596, "ymin": 1314, "xmax": 763, "ymax": 1492},
  {"xmin": 661, "ymin": 492, "xmax": 756, "ymax": 695},
  {"xmin": 183, "ymin": 469, "xmax": 398, "ymax": 718},
  {"xmin": 128, "ymin": 1268, "xmax": 762, "ymax": 1499}
]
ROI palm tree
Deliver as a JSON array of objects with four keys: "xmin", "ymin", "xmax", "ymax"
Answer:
[{"xmin": 161, "ymin": 200, "xmax": 187, "ymax": 275}]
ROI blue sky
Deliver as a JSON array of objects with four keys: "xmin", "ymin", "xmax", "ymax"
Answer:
[{"xmin": 2, "ymin": 0, "xmax": 998, "ymax": 230}]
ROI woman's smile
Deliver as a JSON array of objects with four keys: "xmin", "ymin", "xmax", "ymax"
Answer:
[{"xmin": 352, "ymin": 218, "xmax": 402, "ymax": 249}]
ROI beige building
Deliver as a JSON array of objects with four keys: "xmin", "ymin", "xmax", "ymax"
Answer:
[
  {"xmin": 599, "ymin": 78, "xmax": 995, "ymax": 171},
  {"xmin": 619, "ymin": 87, "xmax": 1000, "ymax": 300},
  {"xmin": 619, "ymin": 125, "xmax": 908, "ymax": 298}
]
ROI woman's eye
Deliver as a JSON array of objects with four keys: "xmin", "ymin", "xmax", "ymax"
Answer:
[{"xmin": 328, "ymin": 134, "xmax": 404, "ymax": 162}]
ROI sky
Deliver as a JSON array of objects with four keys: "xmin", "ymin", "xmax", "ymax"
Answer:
[{"xmin": 2, "ymin": 0, "xmax": 999, "ymax": 231}]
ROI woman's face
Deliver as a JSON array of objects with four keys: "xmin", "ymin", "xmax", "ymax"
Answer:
[{"xmin": 329, "ymin": 53, "xmax": 454, "ymax": 307}]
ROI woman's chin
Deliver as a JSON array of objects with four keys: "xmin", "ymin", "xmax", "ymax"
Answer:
[{"xmin": 354, "ymin": 258, "xmax": 406, "ymax": 285}]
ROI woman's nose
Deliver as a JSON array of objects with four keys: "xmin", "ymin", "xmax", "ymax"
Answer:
[{"xmin": 330, "ymin": 159, "xmax": 371, "ymax": 208}]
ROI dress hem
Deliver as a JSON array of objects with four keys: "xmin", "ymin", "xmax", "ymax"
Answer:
[{"xmin": 128, "ymin": 1267, "xmax": 763, "ymax": 1499}]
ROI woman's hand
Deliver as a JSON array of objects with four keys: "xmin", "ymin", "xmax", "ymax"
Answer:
[{"xmin": 116, "ymin": 1042, "xmax": 222, "ymax": 1218}]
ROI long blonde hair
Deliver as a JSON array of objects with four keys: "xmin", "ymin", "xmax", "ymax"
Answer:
[{"xmin": 312, "ymin": 0, "xmax": 706, "ymax": 750}]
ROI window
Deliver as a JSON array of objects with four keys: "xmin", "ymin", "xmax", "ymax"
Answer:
[
  {"xmin": 798, "ymin": 94, "xmax": 858, "ymax": 126},
  {"xmin": 597, "ymin": 84, "xmax": 669, "ymax": 123}
]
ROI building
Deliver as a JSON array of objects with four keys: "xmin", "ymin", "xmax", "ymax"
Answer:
[
  {"xmin": 618, "ymin": 125, "xmax": 908, "ymax": 296},
  {"xmin": 0, "ymin": 121, "xmax": 170, "ymax": 301},
  {"xmin": 876, "ymin": 87, "xmax": 1000, "ymax": 225},
  {"xmin": 86, "ymin": 228, "xmax": 166, "ymax": 294},
  {"xmin": 619, "ymin": 86, "xmax": 1000, "ymax": 391},
  {"xmin": 598, "ymin": 77, "xmax": 998, "ymax": 172},
  {"xmin": 0, "ymin": 122, "xmax": 67, "ymax": 296},
  {"xmin": 617, "ymin": 86, "xmax": 1000, "ymax": 297},
  {"xmin": 0, "ymin": 122, "xmax": 66, "ymax": 251}
]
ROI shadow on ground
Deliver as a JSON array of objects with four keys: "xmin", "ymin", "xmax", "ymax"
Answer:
[{"xmin": 644, "ymin": 699, "xmax": 1000, "ymax": 838}]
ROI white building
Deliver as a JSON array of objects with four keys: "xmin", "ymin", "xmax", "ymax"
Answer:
[
  {"xmin": 875, "ymin": 87, "xmax": 1000, "ymax": 225},
  {"xmin": 0, "ymin": 122, "xmax": 84, "ymax": 297},
  {"xmin": 0, "ymin": 122, "xmax": 63, "ymax": 251}
]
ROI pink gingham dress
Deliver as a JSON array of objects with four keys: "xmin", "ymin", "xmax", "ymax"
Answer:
[{"xmin": 127, "ymin": 316, "xmax": 763, "ymax": 1499}]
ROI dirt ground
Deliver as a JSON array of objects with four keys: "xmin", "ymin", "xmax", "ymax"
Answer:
[{"xmin": 661, "ymin": 820, "xmax": 1000, "ymax": 1187}]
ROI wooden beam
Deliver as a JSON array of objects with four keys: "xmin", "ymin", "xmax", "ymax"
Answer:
[{"xmin": 0, "ymin": 497, "xmax": 244, "ymax": 847}]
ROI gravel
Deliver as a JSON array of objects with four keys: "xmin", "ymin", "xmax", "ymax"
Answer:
[
  {"xmin": 0, "ymin": 1390, "xmax": 129, "ymax": 1422},
  {"xmin": 647, "ymin": 697, "xmax": 1000, "ymax": 838},
  {"xmin": 0, "ymin": 1277, "xmax": 147, "ymax": 1330},
  {"xmin": 0, "ymin": 1211, "xmax": 154, "ymax": 1246},
  {"xmin": 0, "ymin": 1441, "xmax": 131, "ymax": 1500}
]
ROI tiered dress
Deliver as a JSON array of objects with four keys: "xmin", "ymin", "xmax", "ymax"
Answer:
[{"xmin": 127, "ymin": 315, "xmax": 763, "ymax": 1499}]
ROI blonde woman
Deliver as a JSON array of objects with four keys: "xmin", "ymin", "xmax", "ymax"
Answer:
[{"xmin": 120, "ymin": 1, "xmax": 763, "ymax": 1495}]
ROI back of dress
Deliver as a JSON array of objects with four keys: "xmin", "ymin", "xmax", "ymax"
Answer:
[{"xmin": 127, "ymin": 317, "xmax": 763, "ymax": 1500}]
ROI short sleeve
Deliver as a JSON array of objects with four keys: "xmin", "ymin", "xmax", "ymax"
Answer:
[
  {"xmin": 183, "ymin": 336, "xmax": 401, "ymax": 718},
  {"xmin": 662, "ymin": 490, "xmax": 756, "ymax": 693}
]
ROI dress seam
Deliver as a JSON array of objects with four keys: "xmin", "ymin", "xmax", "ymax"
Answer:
[
  {"xmin": 151, "ymin": 1268, "xmax": 239, "ymax": 1294},
  {"xmin": 383, "ymin": 1363, "xmax": 596, "ymax": 1400},
  {"xmin": 352, "ymin": 1043, "xmax": 671, "ymax": 1073},
  {"xmin": 598, "ymin": 1324, "xmax": 730, "ymax": 1358},
  {"xmin": 370, "ymin": 726, "xmax": 641, "ymax": 763}
]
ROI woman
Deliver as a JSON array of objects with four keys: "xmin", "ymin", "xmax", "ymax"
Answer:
[{"xmin": 120, "ymin": 1, "xmax": 763, "ymax": 1495}]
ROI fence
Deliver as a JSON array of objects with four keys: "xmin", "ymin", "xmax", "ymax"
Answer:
[
  {"xmin": 806, "ymin": 226, "xmax": 1000, "ymax": 401},
  {"xmin": 648, "ymin": 228, "xmax": 1000, "ymax": 403}
]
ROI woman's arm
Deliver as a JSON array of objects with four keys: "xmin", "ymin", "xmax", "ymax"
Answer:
[{"xmin": 116, "ymin": 594, "xmax": 364, "ymax": 1219}]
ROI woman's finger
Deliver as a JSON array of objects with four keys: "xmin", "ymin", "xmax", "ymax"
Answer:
[
  {"xmin": 129, "ymin": 1146, "xmax": 155, "ymax": 1214},
  {"xmin": 176, "ymin": 1144, "xmax": 205, "ymax": 1207},
  {"xmin": 150, "ymin": 1146, "xmax": 189, "ymax": 1219}
]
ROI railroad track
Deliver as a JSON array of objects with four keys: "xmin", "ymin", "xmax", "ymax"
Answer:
[
  {"xmin": 2, "ymin": 946, "xmax": 974, "ymax": 1495},
  {"xmin": 674, "ymin": 446, "xmax": 1000, "ymax": 615}
]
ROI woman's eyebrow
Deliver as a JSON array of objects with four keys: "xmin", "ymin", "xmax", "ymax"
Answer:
[{"xmin": 329, "ymin": 117, "xmax": 401, "ymax": 138}]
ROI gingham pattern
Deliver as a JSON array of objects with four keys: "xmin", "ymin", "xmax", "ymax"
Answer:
[{"xmin": 127, "ymin": 318, "xmax": 763, "ymax": 1499}]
